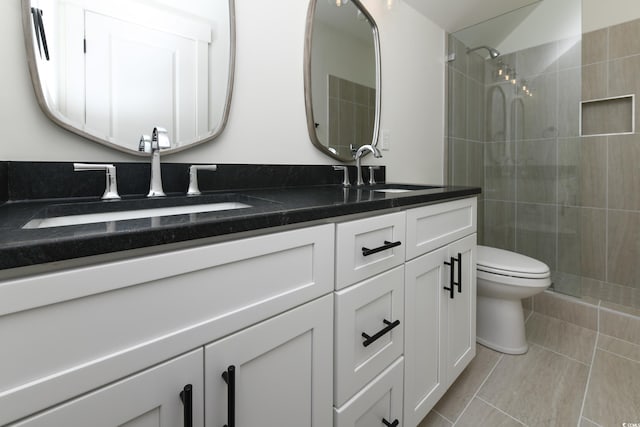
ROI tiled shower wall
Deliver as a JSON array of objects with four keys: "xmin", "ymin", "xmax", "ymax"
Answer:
[
  {"xmin": 448, "ymin": 21, "xmax": 640, "ymax": 311},
  {"xmin": 577, "ymin": 17, "xmax": 640, "ymax": 310},
  {"xmin": 446, "ymin": 37, "xmax": 486, "ymax": 244}
]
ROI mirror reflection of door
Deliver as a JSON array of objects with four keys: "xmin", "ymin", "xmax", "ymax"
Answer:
[
  {"xmin": 84, "ymin": 11, "xmax": 209, "ymax": 148},
  {"xmin": 25, "ymin": 0, "xmax": 233, "ymax": 153}
]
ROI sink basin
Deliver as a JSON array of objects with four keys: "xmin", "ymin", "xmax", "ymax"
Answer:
[{"xmin": 22, "ymin": 193, "xmax": 263, "ymax": 229}]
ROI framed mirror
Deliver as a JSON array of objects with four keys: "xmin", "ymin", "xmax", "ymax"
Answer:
[
  {"xmin": 304, "ymin": 0, "xmax": 381, "ymax": 162},
  {"xmin": 22, "ymin": 0, "xmax": 235, "ymax": 155}
]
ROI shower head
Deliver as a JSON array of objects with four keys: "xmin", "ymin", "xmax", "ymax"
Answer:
[{"xmin": 466, "ymin": 46, "xmax": 500, "ymax": 59}]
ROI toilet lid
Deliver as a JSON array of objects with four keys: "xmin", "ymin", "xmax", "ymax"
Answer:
[{"xmin": 477, "ymin": 246, "xmax": 550, "ymax": 279}]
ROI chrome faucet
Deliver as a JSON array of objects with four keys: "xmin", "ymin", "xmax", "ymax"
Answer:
[
  {"xmin": 354, "ymin": 144, "xmax": 382, "ymax": 186},
  {"xmin": 139, "ymin": 127, "xmax": 171, "ymax": 197}
]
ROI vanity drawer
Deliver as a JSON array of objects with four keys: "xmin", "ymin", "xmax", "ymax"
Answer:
[
  {"xmin": 334, "ymin": 357, "xmax": 404, "ymax": 427},
  {"xmin": 0, "ymin": 224, "xmax": 334, "ymax": 426},
  {"xmin": 334, "ymin": 266, "xmax": 404, "ymax": 407},
  {"xmin": 336, "ymin": 211, "xmax": 405, "ymax": 289},
  {"xmin": 405, "ymin": 197, "xmax": 476, "ymax": 260}
]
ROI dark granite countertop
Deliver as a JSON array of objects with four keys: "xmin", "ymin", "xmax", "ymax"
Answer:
[{"xmin": 0, "ymin": 183, "xmax": 480, "ymax": 271}]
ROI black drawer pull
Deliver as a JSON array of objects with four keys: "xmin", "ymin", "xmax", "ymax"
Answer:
[
  {"xmin": 179, "ymin": 384, "xmax": 193, "ymax": 427},
  {"xmin": 456, "ymin": 252, "xmax": 462, "ymax": 293},
  {"xmin": 222, "ymin": 365, "xmax": 235, "ymax": 427},
  {"xmin": 382, "ymin": 419, "xmax": 399, "ymax": 427},
  {"xmin": 362, "ymin": 319, "xmax": 401, "ymax": 347},
  {"xmin": 362, "ymin": 240, "xmax": 402, "ymax": 257}
]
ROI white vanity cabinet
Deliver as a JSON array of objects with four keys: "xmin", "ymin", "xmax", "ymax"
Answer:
[
  {"xmin": 0, "ymin": 195, "xmax": 477, "ymax": 427},
  {"xmin": 404, "ymin": 199, "xmax": 477, "ymax": 427},
  {"xmin": 0, "ymin": 224, "xmax": 334, "ymax": 426},
  {"xmin": 334, "ymin": 197, "xmax": 477, "ymax": 427}
]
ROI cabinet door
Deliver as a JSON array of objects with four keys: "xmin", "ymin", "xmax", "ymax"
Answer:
[
  {"xmin": 445, "ymin": 234, "xmax": 477, "ymax": 382},
  {"xmin": 403, "ymin": 246, "xmax": 448, "ymax": 427},
  {"xmin": 204, "ymin": 295, "xmax": 333, "ymax": 427},
  {"xmin": 11, "ymin": 349, "xmax": 204, "ymax": 427}
]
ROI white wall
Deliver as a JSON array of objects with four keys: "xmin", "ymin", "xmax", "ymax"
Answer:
[
  {"xmin": 496, "ymin": 0, "xmax": 581, "ymax": 54},
  {"xmin": 583, "ymin": 0, "xmax": 640, "ymax": 32},
  {"xmin": 0, "ymin": 0, "xmax": 445, "ymax": 185}
]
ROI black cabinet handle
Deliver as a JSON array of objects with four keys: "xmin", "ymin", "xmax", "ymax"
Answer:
[
  {"xmin": 455, "ymin": 252, "xmax": 462, "ymax": 293},
  {"xmin": 179, "ymin": 384, "xmax": 193, "ymax": 427},
  {"xmin": 362, "ymin": 240, "xmax": 401, "ymax": 257},
  {"xmin": 362, "ymin": 319, "xmax": 401, "ymax": 347},
  {"xmin": 444, "ymin": 253, "xmax": 463, "ymax": 299},
  {"xmin": 222, "ymin": 365, "xmax": 235, "ymax": 427},
  {"xmin": 382, "ymin": 418, "xmax": 399, "ymax": 427},
  {"xmin": 444, "ymin": 256, "xmax": 455, "ymax": 299}
]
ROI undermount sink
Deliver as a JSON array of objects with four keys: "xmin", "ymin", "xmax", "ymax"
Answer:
[{"xmin": 22, "ymin": 194, "xmax": 261, "ymax": 229}]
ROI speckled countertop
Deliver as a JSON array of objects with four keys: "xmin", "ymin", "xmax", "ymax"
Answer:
[{"xmin": 0, "ymin": 183, "xmax": 480, "ymax": 271}]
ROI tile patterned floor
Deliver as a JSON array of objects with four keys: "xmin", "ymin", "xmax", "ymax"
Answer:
[{"xmin": 418, "ymin": 311, "xmax": 640, "ymax": 427}]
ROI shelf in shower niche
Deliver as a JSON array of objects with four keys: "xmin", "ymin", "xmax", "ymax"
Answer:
[{"xmin": 581, "ymin": 94, "xmax": 635, "ymax": 136}]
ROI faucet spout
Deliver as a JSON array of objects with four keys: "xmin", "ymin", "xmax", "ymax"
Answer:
[
  {"xmin": 354, "ymin": 144, "xmax": 382, "ymax": 186},
  {"xmin": 140, "ymin": 127, "xmax": 171, "ymax": 197}
]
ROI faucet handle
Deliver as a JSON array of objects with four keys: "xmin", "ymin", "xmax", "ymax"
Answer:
[
  {"xmin": 187, "ymin": 164, "xmax": 218, "ymax": 196},
  {"xmin": 333, "ymin": 165, "xmax": 351, "ymax": 187},
  {"xmin": 368, "ymin": 166, "xmax": 381, "ymax": 185},
  {"xmin": 73, "ymin": 163, "xmax": 120, "ymax": 200}
]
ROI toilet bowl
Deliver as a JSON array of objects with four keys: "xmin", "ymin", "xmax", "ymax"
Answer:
[{"xmin": 476, "ymin": 246, "xmax": 551, "ymax": 354}]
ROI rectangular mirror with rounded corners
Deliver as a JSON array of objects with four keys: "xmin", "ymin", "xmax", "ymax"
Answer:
[
  {"xmin": 304, "ymin": 0, "xmax": 381, "ymax": 162},
  {"xmin": 22, "ymin": 0, "xmax": 235, "ymax": 155}
]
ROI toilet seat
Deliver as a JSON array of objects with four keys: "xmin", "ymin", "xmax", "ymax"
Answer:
[{"xmin": 477, "ymin": 246, "xmax": 550, "ymax": 283}]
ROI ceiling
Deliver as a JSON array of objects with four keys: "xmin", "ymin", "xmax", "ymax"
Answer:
[{"xmin": 404, "ymin": 0, "xmax": 542, "ymax": 32}]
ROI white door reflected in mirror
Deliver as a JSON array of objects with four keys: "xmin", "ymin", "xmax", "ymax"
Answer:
[{"xmin": 23, "ymin": 0, "xmax": 235, "ymax": 155}]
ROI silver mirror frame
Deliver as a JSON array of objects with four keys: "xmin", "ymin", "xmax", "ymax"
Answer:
[
  {"xmin": 303, "ymin": 0, "xmax": 382, "ymax": 162},
  {"xmin": 21, "ymin": 0, "xmax": 236, "ymax": 156}
]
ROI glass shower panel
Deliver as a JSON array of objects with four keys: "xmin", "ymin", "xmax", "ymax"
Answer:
[{"xmin": 447, "ymin": 0, "xmax": 583, "ymax": 298}]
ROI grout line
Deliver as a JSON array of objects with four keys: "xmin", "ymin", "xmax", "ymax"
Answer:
[
  {"xmin": 582, "ymin": 415, "xmax": 604, "ymax": 427},
  {"xmin": 451, "ymin": 353, "xmax": 504, "ymax": 426},
  {"xmin": 578, "ymin": 300, "xmax": 601, "ymax": 427},
  {"xmin": 597, "ymin": 347, "xmax": 640, "ymax": 364},
  {"xmin": 432, "ymin": 409, "xmax": 455, "ymax": 425},
  {"xmin": 475, "ymin": 396, "xmax": 529, "ymax": 426},
  {"xmin": 528, "ymin": 342, "xmax": 590, "ymax": 367}
]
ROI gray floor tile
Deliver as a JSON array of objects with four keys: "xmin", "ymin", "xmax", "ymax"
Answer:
[
  {"xmin": 525, "ymin": 312, "xmax": 597, "ymax": 364},
  {"xmin": 583, "ymin": 350, "xmax": 640, "ymax": 426},
  {"xmin": 478, "ymin": 344, "xmax": 589, "ymax": 425},
  {"xmin": 456, "ymin": 398, "xmax": 524, "ymax": 427},
  {"xmin": 433, "ymin": 344, "xmax": 501, "ymax": 421}
]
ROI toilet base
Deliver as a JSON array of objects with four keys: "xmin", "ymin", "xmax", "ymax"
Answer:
[{"xmin": 476, "ymin": 295, "xmax": 529, "ymax": 355}]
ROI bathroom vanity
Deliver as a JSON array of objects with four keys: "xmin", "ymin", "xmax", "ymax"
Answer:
[{"xmin": 0, "ymin": 178, "xmax": 478, "ymax": 427}]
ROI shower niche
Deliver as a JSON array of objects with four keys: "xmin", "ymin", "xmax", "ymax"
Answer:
[{"xmin": 581, "ymin": 95, "xmax": 635, "ymax": 136}]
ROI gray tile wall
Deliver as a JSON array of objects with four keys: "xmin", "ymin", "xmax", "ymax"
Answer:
[
  {"xmin": 449, "ymin": 20, "xmax": 640, "ymax": 311},
  {"xmin": 481, "ymin": 37, "xmax": 582, "ymax": 281},
  {"xmin": 446, "ymin": 35, "xmax": 486, "ymax": 242}
]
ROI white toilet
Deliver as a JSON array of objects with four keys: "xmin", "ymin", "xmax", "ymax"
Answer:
[{"xmin": 476, "ymin": 245, "xmax": 551, "ymax": 354}]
